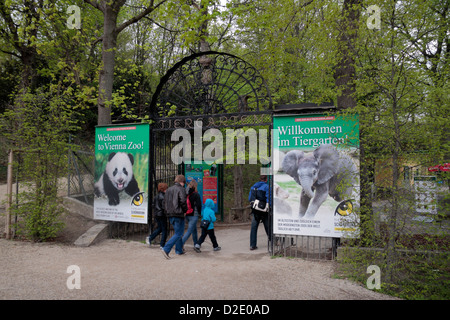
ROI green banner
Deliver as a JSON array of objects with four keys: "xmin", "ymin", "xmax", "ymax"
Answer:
[
  {"xmin": 273, "ymin": 114, "xmax": 360, "ymax": 238},
  {"xmin": 94, "ymin": 123, "xmax": 150, "ymax": 224},
  {"xmin": 274, "ymin": 114, "xmax": 359, "ymax": 151}
]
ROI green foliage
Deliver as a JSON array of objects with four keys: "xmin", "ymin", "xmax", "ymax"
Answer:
[
  {"xmin": 0, "ymin": 0, "xmax": 448, "ymax": 298},
  {"xmin": 14, "ymin": 194, "xmax": 65, "ymax": 242},
  {"xmin": 227, "ymin": 0, "xmax": 449, "ymax": 299},
  {"xmin": 0, "ymin": 86, "xmax": 79, "ymax": 241},
  {"xmin": 226, "ymin": 0, "xmax": 340, "ymax": 105},
  {"xmin": 337, "ymin": 245, "xmax": 450, "ymax": 300},
  {"xmin": 332, "ymin": 0, "xmax": 449, "ymax": 299}
]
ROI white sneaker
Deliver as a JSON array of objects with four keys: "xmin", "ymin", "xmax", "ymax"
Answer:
[{"xmin": 161, "ymin": 248, "xmax": 171, "ymax": 259}]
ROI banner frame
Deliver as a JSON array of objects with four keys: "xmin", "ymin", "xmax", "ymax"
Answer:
[
  {"xmin": 93, "ymin": 122, "xmax": 150, "ymax": 224},
  {"xmin": 272, "ymin": 112, "xmax": 360, "ymax": 238}
]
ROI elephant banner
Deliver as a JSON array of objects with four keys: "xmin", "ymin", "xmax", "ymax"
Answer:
[{"xmin": 272, "ymin": 113, "xmax": 360, "ymax": 238}]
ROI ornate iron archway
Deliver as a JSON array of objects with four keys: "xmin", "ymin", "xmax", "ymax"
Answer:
[
  {"xmin": 150, "ymin": 51, "xmax": 272, "ymax": 123},
  {"xmin": 149, "ymin": 51, "xmax": 273, "ymax": 187}
]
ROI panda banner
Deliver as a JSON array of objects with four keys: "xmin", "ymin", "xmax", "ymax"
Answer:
[
  {"xmin": 273, "ymin": 113, "xmax": 360, "ymax": 238},
  {"xmin": 94, "ymin": 123, "xmax": 150, "ymax": 224}
]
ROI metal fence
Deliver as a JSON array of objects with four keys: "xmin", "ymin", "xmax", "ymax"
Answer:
[
  {"xmin": 67, "ymin": 147, "xmax": 95, "ymax": 204},
  {"xmin": 272, "ymin": 234, "xmax": 337, "ymax": 260},
  {"xmin": 271, "ymin": 179, "xmax": 449, "ymax": 261}
]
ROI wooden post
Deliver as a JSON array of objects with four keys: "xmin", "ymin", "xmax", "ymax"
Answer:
[{"xmin": 5, "ymin": 149, "xmax": 13, "ymax": 240}]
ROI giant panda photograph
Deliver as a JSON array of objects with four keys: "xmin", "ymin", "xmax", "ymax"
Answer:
[{"xmin": 94, "ymin": 152, "xmax": 140, "ymax": 206}]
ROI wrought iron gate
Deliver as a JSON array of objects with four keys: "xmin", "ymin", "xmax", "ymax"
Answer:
[{"xmin": 148, "ymin": 51, "xmax": 274, "ymax": 248}]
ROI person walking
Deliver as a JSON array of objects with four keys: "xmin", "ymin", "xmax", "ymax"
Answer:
[
  {"xmin": 147, "ymin": 183, "xmax": 168, "ymax": 248},
  {"xmin": 161, "ymin": 175, "xmax": 188, "ymax": 259},
  {"xmin": 248, "ymin": 175, "xmax": 271, "ymax": 250},
  {"xmin": 182, "ymin": 180, "xmax": 202, "ymax": 249},
  {"xmin": 194, "ymin": 198, "xmax": 221, "ymax": 252}
]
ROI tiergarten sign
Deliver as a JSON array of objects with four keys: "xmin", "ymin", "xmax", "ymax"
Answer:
[{"xmin": 272, "ymin": 113, "xmax": 360, "ymax": 238}]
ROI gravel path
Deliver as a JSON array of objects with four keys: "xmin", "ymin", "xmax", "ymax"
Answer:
[{"xmin": 0, "ymin": 225, "xmax": 395, "ymax": 300}]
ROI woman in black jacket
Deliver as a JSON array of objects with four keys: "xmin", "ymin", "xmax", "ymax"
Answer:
[
  {"xmin": 182, "ymin": 180, "xmax": 202, "ymax": 250},
  {"xmin": 147, "ymin": 183, "xmax": 168, "ymax": 248}
]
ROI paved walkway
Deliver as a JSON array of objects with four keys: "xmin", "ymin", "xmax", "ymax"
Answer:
[
  {"xmin": 0, "ymin": 181, "xmax": 395, "ymax": 301},
  {"xmin": 0, "ymin": 225, "xmax": 395, "ymax": 300}
]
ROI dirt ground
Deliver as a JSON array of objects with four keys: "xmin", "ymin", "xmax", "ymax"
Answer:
[
  {"xmin": 0, "ymin": 183, "xmax": 396, "ymax": 301},
  {"xmin": 0, "ymin": 225, "xmax": 396, "ymax": 300}
]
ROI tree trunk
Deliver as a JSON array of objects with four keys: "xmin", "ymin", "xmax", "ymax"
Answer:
[
  {"xmin": 334, "ymin": 0, "xmax": 361, "ymax": 110},
  {"xmin": 87, "ymin": 0, "xmax": 164, "ymax": 125},
  {"xmin": 0, "ymin": 1, "xmax": 39, "ymax": 95},
  {"xmin": 233, "ymin": 165, "xmax": 244, "ymax": 220},
  {"xmin": 19, "ymin": 48, "xmax": 37, "ymax": 93},
  {"xmin": 386, "ymin": 97, "xmax": 401, "ymax": 282},
  {"xmin": 97, "ymin": 4, "xmax": 120, "ymax": 125},
  {"xmin": 335, "ymin": 0, "xmax": 374, "ymax": 246},
  {"xmin": 359, "ymin": 123, "xmax": 375, "ymax": 245}
]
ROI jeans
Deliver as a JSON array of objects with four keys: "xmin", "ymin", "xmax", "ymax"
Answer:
[
  {"xmin": 163, "ymin": 217, "xmax": 185, "ymax": 255},
  {"xmin": 197, "ymin": 228, "xmax": 219, "ymax": 248},
  {"xmin": 250, "ymin": 212, "xmax": 270, "ymax": 248},
  {"xmin": 182, "ymin": 215, "xmax": 198, "ymax": 246},
  {"xmin": 148, "ymin": 216, "xmax": 167, "ymax": 247}
]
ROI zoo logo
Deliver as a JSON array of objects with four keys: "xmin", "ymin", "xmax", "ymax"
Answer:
[
  {"xmin": 335, "ymin": 199, "xmax": 353, "ymax": 216},
  {"xmin": 131, "ymin": 192, "xmax": 145, "ymax": 207}
]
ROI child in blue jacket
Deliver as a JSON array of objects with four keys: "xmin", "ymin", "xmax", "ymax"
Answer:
[{"xmin": 194, "ymin": 199, "xmax": 221, "ymax": 252}]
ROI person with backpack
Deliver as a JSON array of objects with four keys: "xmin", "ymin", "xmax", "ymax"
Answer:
[
  {"xmin": 248, "ymin": 175, "xmax": 271, "ymax": 250},
  {"xmin": 194, "ymin": 198, "xmax": 221, "ymax": 252},
  {"xmin": 182, "ymin": 180, "xmax": 202, "ymax": 250},
  {"xmin": 161, "ymin": 175, "xmax": 188, "ymax": 259},
  {"xmin": 146, "ymin": 183, "xmax": 168, "ymax": 248}
]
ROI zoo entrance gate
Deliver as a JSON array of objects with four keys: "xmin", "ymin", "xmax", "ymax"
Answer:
[
  {"xmin": 147, "ymin": 110, "xmax": 338, "ymax": 260},
  {"xmin": 145, "ymin": 50, "xmax": 337, "ymax": 260}
]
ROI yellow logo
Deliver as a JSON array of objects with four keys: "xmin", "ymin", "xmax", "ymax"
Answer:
[
  {"xmin": 131, "ymin": 192, "xmax": 145, "ymax": 207},
  {"xmin": 335, "ymin": 199, "xmax": 353, "ymax": 216}
]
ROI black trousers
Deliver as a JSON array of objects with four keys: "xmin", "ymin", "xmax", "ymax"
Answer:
[
  {"xmin": 197, "ymin": 228, "xmax": 219, "ymax": 248},
  {"xmin": 250, "ymin": 211, "xmax": 271, "ymax": 248}
]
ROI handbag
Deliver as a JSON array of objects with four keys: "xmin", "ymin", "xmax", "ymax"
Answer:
[
  {"xmin": 252, "ymin": 199, "xmax": 269, "ymax": 213},
  {"xmin": 250, "ymin": 186, "xmax": 269, "ymax": 213},
  {"xmin": 200, "ymin": 219, "xmax": 210, "ymax": 229}
]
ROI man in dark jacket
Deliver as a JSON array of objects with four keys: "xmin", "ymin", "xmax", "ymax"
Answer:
[
  {"xmin": 248, "ymin": 175, "xmax": 272, "ymax": 250},
  {"xmin": 161, "ymin": 175, "xmax": 188, "ymax": 259}
]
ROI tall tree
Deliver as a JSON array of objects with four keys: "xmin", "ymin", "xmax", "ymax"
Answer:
[
  {"xmin": 334, "ymin": 0, "xmax": 378, "ymax": 245},
  {"xmin": 334, "ymin": 0, "xmax": 361, "ymax": 110},
  {"xmin": 0, "ymin": 0, "xmax": 41, "ymax": 92},
  {"xmin": 84, "ymin": 0, "xmax": 168, "ymax": 125},
  {"xmin": 0, "ymin": 0, "xmax": 95, "ymax": 240}
]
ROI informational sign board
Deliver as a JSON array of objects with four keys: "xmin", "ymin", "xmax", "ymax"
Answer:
[
  {"xmin": 414, "ymin": 176, "xmax": 437, "ymax": 215},
  {"xmin": 184, "ymin": 161, "xmax": 219, "ymax": 213},
  {"xmin": 94, "ymin": 123, "xmax": 150, "ymax": 224},
  {"xmin": 273, "ymin": 113, "xmax": 360, "ymax": 238}
]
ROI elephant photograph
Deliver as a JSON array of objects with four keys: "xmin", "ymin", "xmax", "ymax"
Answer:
[
  {"xmin": 272, "ymin": 113, "xmax": 360, "ymax": 237},
  {"xmin": 279, "ymin": 144, "xmax": 359, "ymax": 219}
]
